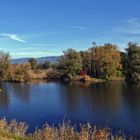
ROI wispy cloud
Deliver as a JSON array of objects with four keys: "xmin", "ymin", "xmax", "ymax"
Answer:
[
  {"xmin": 60, "ymin": 24, "xmax": 88, "ymax": 30},
  {"xmin": 101, "ymin": 18, "xmax": 140, "ymax": 50},
  {"xmin": 31, "ymin": 43, "xmax": 58, "ymax": 46},
  {"xmin": 30, "ymin": 40, "xmax": 91, "ymax": 47},
  {"xmin": 115, "ymin": 18, "xmax": 140, "ymax": 35},
  {"xmin": 25, "ymin": 29, "xmax": 85, "ymax": 38},
  {"xmin": 25, "ymin": 32, "xmax": 63, "ymax": 37},
  {"xmin": 0, "ymin": 33, "xmax": 26, "ymax": 43}
]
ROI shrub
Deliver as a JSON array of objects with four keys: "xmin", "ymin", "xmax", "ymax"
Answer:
[
  {"xmin": 8, "ymin": 63, "xmax": 31, "ymax": 82},
  {"xmin": 46, "ymin": 69, "xmax": 61, "ymax": 79}
]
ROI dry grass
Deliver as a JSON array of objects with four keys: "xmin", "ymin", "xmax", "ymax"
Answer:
[
  {"xmin": 28, "ymin": 70, "xmax": 47, "ymax": 79},
  {"xmin": 0, "ymin": 118, "xmax": 132, "ymax": 140},
  {"xmin": 0, "ymin": 118, "xmax": 29, "ymax": 140},
  {"xmin": 74, "ymin": 75, "xmax": 106, "ymax": 83}
]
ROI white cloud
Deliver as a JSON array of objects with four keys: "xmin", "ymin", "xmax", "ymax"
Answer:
[{"xmin": 0, "ymin": 33, "xmax": 26, "ymax": 43}]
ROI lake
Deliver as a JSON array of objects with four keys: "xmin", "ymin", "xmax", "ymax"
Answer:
[{"xmin": 0, "ymin": 81, "xmax": 140, "ymax": 136}]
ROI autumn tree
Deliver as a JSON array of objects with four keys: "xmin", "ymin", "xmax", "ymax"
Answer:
[
  {"xmin": 80, "ymin": 51, "xmax": 91, "ymax": 73},
  {"xmin": 124, "ymin": 42, "xmax": 140, "ymax": 84},
  {"xmin": 59, "ymin": 49, "xmax": 82, "ymax": 79},
  {"xmin": 0, "ymin": 51, "xmax": 10, "ymax": 81},
  {"xmin": 89, "ymin": 44, "xmax": 121, "ymax": 79}
]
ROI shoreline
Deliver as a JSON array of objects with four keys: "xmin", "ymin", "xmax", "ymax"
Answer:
[{"xmin": 1, "ymin": 74, "xmax": 124, "ymax": 84}]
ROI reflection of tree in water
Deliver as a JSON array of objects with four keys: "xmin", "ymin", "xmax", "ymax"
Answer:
[
  {"xmin": 58, "ymin": 83, "xmax": 122, "ymax": 115},
  {"xmin": 59, "ymin": 82, "xmax": 81, "ymax": 115},
  {"xmin": 122, "ymin": 84, "xmax": 140, "ymax": 132},
  {"xmin": 12, "ymin": 83, "xmax": 31, "ymax": 102},
  {"xmin": 82, "ymin": 82, "xmax": 124, "ymax": 113},
  {"xmin": 58, "ymin": 82, "xmax": 125, "ymax": 126},
  {"xmin": 0, "ymin": 82, "xmax": 9, "ymax": 109}
]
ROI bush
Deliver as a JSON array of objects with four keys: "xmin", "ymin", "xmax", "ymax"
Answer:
[
  {"xmin": 8, "ymin": 63, "xmax": 31, "ymax": 82},
  {"xmin": 46, "ymin": 69, "xmax": 61, "ymax": 79},
  {"xmin": 116, "ymin": 70, "xmax": 123, "ymax": 77}
]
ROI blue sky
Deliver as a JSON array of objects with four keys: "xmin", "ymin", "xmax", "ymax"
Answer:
[{"xmin": 0, "ymin": 0, "xmax": 140, "ymax": 58}]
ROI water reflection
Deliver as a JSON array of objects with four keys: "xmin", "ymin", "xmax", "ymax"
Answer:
[
  {"xmin": 122, "ymin": 84, "xmax": 140, "ymax": 132},
  {"xmin": 0, "ymin": 83, "xmax": 9, "ymax": 108},
  {"xmin": 0, "ymin": 82, "xmax": 31, "ymax": 109},
  {"xmin": 12, "ymin": 83, "xmax": 31, "ymax": 102},
  {"xmin": 0, "ymin": 81, "xmax": 139, "ymax": 134},
  {"xmin": 57, "ymin": 82, "xmax": 140, "ymax": 133}
]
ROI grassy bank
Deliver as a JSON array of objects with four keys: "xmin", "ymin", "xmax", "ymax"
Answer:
[
  {"xmin": 28, "ymin": 70, "xmax": 124, "ymax": 83},
  {"xmin": 0, "ymin": 60, "xmax": 124, "ymax": 83},
  {"xmin": 0, "ymin": 118, "xmax": 129, "ymax": 140},
  {"xmin": 74, "ymin": 75, "xmax": 123, "ymax": 83}
]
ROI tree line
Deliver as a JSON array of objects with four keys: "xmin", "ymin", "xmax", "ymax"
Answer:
[{"xmin": 0, "ymin": 42, "xmax": 140, "ymax": 84}]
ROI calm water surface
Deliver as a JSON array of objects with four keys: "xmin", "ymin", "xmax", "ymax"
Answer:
[{"xmin": 0, "ymin": 81, "xmax": 140, "ymax": 135}]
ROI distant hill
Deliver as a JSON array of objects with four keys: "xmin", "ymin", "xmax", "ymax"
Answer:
[{"xmin": 11, "ymin": 56, "xmax": 60, "ymax": 64}]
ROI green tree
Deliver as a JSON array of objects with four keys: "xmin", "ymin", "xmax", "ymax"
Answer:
[
  {"xmin": 0, "ymin": 51, "xmax": 10, "ymax": 81},
  {"xmin": 28, "ymin": 58, "xmax": 37, "ymax": 70},
  {"xmin": 59, "ymin": 49, "xmax": 82, "ymax": 79},
  {"xmin": 42, "ymin": 61, "xmax": 51, "ymax": 69},
  {"xmin": 124, "ymin": 42, "xmax": 140, "ymax": 84}
]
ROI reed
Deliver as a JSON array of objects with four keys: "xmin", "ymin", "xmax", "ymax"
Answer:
[{"xmin": 0, "ymin": 118, "xmax": 129, "ymax": 140}]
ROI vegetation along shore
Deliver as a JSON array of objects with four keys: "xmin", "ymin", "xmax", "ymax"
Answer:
[
  {"xmin": 0, "ymin": 42, "xmax": 140, "ymax": 84},
  {"xmin": 0, "ymin": 118, "xmax": 136, "ymax": 140}
]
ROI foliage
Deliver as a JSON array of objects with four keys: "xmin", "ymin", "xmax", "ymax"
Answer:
[
  {"xmin": 89, "ymin": 44, "xmax": 121, "ymax": 79},
  {"xmin": 124, "ymin": 42, "xmax": 140, "ymax": 84},
  {"xmin": 51, "ymin": 63, "xmax": 57, "ymax": 69},
  {"xmin": 59, "ymin": 49, "xmax": 82, "ymax": 79},
  {"xmin": 42, "ymin": 61, "xmax": 51, "ymax": 69},
  {"xmin": 46, "ymin": 69, "xmax": 61, "ymax": 79},
  {"xmin": 9, "ymin": 63, "xmax": 31, "ymax": 82},
  {"xmin": 0, "ymin": 51, "xmax": 10, "ymax": 81},
  {"xmin": 1, "ymin": 42, "xmax": 140, "ymax": 83},
  {"xmin": 28, "ymin": 58, "xmax": 37, "ymax": 70},
  {"xmin": 80, "ymin": 51, "xmax": 90, "ymax": 73}
]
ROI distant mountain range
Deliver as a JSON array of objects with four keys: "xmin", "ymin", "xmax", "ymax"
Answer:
[{"xmin": 11, "ymin": 56, "xmax": 60, "ymax": 64}]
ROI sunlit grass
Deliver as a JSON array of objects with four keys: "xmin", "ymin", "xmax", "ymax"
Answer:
[{"xmin": 0, "ymin": 118, "xmax": 128, "ymax": 140}]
